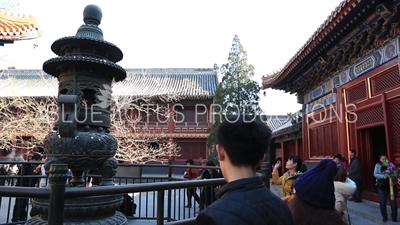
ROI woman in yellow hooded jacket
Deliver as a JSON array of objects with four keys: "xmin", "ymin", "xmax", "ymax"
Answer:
[{"xmin": 272, "ymin": 155, "xmax": 304, "ymax": 203}]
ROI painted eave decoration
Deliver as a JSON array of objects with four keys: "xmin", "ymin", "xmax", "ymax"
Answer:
[
  {"xmin": 263, "ymin": 0, "xmax": 400, "ymax": 96},
  {"xmin": 261, "ymin": 0, "xmax": 357, "ymax": 89},
  {"xmin": 0, "ymin": 8, "xmax": 42, "ymax": 41}
]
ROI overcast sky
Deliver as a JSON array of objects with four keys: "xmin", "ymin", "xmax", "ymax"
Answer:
[{"xmin": 0, "ymin": 0, "xmax": 343, "ymax": 115}]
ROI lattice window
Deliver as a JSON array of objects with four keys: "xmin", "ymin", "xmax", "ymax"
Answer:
[
  {"xmin": 309, "ymin": 129, "xmax": 318, "ymax": 157},
  {"xmin": 317, "ymin": 127, "xmax": 324, "ymax": 157},
  {"xmin": 394, "ymin": 158, "xmax": 400, "ymax": 194},
  {"xmin": 322, "ymin": 109, "xmax": 332, "ymax": 120},
  {"xmin": 309, "ymin": 113, "xmax": 321, "ymax": 124},
  {"xmin": 389, "ymin": 101, "xmax": 400, "ymax": 153},
  {"xmin": 323, "ymin": 125, "xmax": 332, "ymax": 157},
  {"xmin": 331, "ymin": 122, "xmax": 339, "ymax": 155},
  {"xmin": 347, "ymin": 81, "xmax": 367, "ymax": 103},
  {"xmin": 328, "ymin": 105, "xmax": 337, "ymax": 119},
  {"xmin": 371, "ymin": 69, "xmax": 400, "ymax": 96},
  {"xmin": 310, "ymin": 124, "xmax": 337, "ymax": 158},
  {"xmin": 355, "ymin": 106, "xmax": 384, "ymax": 127},
  {"xmin": 387, "ymin": 99, "xmax": 400, "ymax": 196}
]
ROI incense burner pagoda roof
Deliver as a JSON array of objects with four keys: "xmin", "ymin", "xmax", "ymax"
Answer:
[
  {"xmin": 261, "ymin": 0, "xmax": 360, "ymax": 90},
  {"xmin": 0, "ymin": 9, "xmax": 41, "ymax": 42},
  {"xmin": 0, "ymin": 68, "xmax": 218, "ymax": 100}
]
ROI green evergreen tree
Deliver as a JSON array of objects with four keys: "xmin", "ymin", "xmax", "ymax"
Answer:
[{"xmin": 207, "ymin": 35, "xmax": 262, "ymax": 164}]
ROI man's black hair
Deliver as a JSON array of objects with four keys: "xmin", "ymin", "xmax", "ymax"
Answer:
[
  {"xmin": 186, "ymin": 159, "xmax": 194, "ymax": 165},
  {"xmin": 350, "ymin": 149, "xmax": 357, "ymax": 155},
  {"xmin": 379, "ymin": 153, "xmax": 387, "ymax": 158},
  {"xmin": 31, "ymin": 153, "xmax": 42, "ymax": 161},
  {"xmin": 216, "ymin": 115, "xmax": 272, "ymax": 168},
  {"xmin": 333, "ymin": 154, "xmax": 342, "ymax": 160},
  {"xmin": 300, "ymin": 164, "xmax": 307, "ymax": 173}
]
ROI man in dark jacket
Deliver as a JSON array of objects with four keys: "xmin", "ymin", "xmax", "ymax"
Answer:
[
  {"xmin": 348, "ymin": 149, "xmax": 362, "ymax": 202},
  {"xmin": 195, "ymin": 116, "xmax": 295, "ymax": 225},
  {"xmin": 11, "ymin": 153, "xmax": 42, "ymax": 222}
]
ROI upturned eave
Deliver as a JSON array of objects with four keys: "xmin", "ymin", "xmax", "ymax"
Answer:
[
  {"xmin": 261, "ymin": 0, "xmax": 362, "ymax": 91},
  {"xmin": 0, "ymin": 9, "xmax": 42, "ymax": 41}
]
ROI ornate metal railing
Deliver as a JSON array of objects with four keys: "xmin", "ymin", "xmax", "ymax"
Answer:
[{"xmin": 0, "ymin": 162, "xmax": 270, "ymax": 225}]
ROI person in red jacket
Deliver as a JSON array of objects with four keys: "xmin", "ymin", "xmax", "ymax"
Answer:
[
  {"xmin": 340, "ymin": 157, "xmax": 348, "ymax": 170},
  {"xmin": 184, "ymin": 159, "xmax": 200, "ymax": 208},
  {"xmin": 333, "ymin": 154, "xmax": 348, "ymax": 170}
]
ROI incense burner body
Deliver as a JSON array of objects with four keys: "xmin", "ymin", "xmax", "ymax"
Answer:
[{"xmin": 27, "ymin": 4, "xmax": 128, "ymax": 225}]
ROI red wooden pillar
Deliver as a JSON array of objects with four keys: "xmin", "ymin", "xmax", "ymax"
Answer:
[
  {"xmin": 168, "ymin": 137, "xmax": 176, "ymax": 162},
  {"xmin": 129, "ymin": 108, "xmax": 134, "ymax": 122},
  {"xmin": 168, "ymin": 104, "xmax": 174, "ymax": 133},
  {"xmin": 336, "ymin": 87, "xmax": 347, "ymax": 157},
  {"xmin": 208, "ymin": 104, "xmax": 213, "ymax": 129},
  {"xmin": 128, "ymin": 108, "xmax": 135, "ymax": 133},
  {"xmin": 207, "ymin": 104, "xmax": 213, "ymax": 156},
  {"xmin": 295, "ymin": 139, "xmax": 299, "ymax": 156},
  {"xmin": 298, "ymin": 139, "xmax": 303, "ymax": 159},
  {"xmin": 302, "ymin": 115, "xmax": 308, "ymax": 160},
  {"xmin": 381, "ymin": 93, "xmax": 392, "ymax": 160},
  {"xmin": 281, "ymin": 141, "xmax": 285, "ymax": 175}
]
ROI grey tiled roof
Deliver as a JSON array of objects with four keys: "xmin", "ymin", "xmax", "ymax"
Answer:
[
  {"xmin": 0, "ymin": 68, "xmax": 218, "ymax": 99},
  {"xmin": 272, "ymin": 110, "xmax": 303, "ymax": 133},
  {"xmin": 263, "ymin": 115, "xmax": 289, "ymax": 131},
  {"xmin": 273, "ymin": 119, "xmax": 294, "ymax": 133}
]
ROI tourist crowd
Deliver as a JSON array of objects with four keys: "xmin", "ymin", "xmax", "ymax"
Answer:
[
  {"xmin": 0, "ymin": 153, "xmax": 135, "ymax": 222},
  {"xmin": 1, "ymin": 116, "xmax": 398, "ymax": 224},
  {"xmin": 192, "ymin": 116, "xmax": 398, "ymax": 225}
]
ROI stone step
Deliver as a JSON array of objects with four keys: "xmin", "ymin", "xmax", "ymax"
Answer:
[
  {"xmin": 346, "ymin": 212, "xmax": 385, "ymax": 225},
  {"xmin": 347, "ymin": 200, "xmax": 398, "ymax": 224}
]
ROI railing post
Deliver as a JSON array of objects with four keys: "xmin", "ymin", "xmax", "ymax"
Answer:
[
  {"xmin": 167, "ymin": 161, "xmax": 172, "ymax": 221},
  {"xmin": 47, "ymin": 164, "xmax": 68, "ymax": 225},
  {"xmin": 157, "ymin": 190, "xmax": 165, "ymax": 225},
  {"xmin": 261, "ymin": 161, "xmax": 270, "ymax": 189}
]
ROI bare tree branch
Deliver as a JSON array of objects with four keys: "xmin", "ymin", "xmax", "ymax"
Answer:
[
  {"xmin": 110, "ymin": 68, "xmax": 185, "ymax": 163},
  {"xmin": 0, "ymin": 70, "xmax": 57, "ymax": 154},
  {"xmin": 0, "ymin": 68, "xmax": 187, "ymax": 162},
  {"xmin": 0, "ymin": 96, "xmax": 55, "ymax": 153},
  {"xmin": 110, "ymin": 94, "xmax": 181, "ymax": 163}
]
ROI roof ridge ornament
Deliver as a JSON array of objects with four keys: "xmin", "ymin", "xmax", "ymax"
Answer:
[
  {"xmin": 76, "ymin": 4, "xmax": 104, "ymax": 40},
  {"xmin": 83, "ymin": 4, "xmax": 102, "ymax": 25}
]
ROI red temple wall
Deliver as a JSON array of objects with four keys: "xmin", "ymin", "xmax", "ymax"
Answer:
[
  {"xmin": 276, "ymin": 138, "xmax": 303, "ymax": 174},
  {"xmin": 175, "ymin": 138, "xmax": 207, "ymax": 163},
  {"xmin": 283, "ymin": 141, "xmax": 296, "ymax": 159},
  {"xmin": 337, "ymin": 58, "xmax": 400, "ymax": 201},
  {"xmin": 302, "ymin": 58, "xmax": 400, "ymax": 203},
  {"xmin": 304, "ymin": 109, "xmax": 338, "ymax": 160},
  {"xmin": 297, "ymin": 139, "xmax": 303, "ymax": 159}
]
